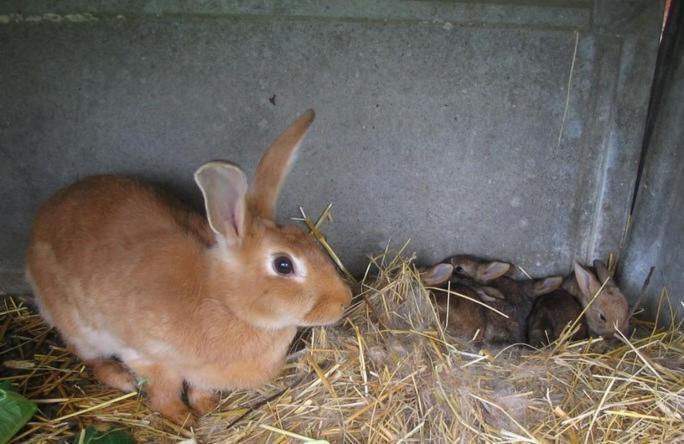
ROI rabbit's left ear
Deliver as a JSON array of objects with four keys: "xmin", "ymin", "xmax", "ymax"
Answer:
[
  {"xmin": 195, "ymin": 161, "xmax": 249, "ymax": 245},
  {"xmin": 478, "ymin": 261, "xmax": 511, "ymax": 282},
  {"xmin": 248, "ymin": 110, "xmax": 315, "ymax": 220},
  {"xmin": 422, "ymin": 263, "xmax": 454, "ymax": 286}
]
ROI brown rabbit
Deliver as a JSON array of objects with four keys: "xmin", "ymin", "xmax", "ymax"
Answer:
[
  {"xmin": 422, "ymin": 263, "xmax": 488, "ymax": 343},
  {"xmin": 447, "ymin": 254, "xmax": 512, "ymax": 283},
  {"xmin": 446, "ymin": 255, "xmax": 563, "ymax": 343},
  {"xmin": 422, "ymin": 262, "xmax": 559, "ymax": 345},
  {"xmin": 526, "ymin": 290, "xmax": 586, "ymax": 346},
  {"xmin": 527, "ymin": 261, "xmax": 630, "ymax": 346},
  {"xmin": 25, "ymin": 110, "xmax": 352, "ymax": 425}
]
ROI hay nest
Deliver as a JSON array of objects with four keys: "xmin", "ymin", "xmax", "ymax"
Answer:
[{"xmin": 2, "ymin": 245, "xmax": 683, "ymax": 442}]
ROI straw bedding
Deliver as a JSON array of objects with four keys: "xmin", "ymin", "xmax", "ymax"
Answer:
[{"xmin": 2, "ymin": 244, "xmax": 683, "ymax": 443}]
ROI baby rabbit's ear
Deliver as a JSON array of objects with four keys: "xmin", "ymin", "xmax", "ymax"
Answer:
[
  {"xmin": 593, "ymin": 260, "xmax": 612, "ymax": 284},
  {"xmin": 530, "ymin": 276, "xmax": 563, "ymax": 296},
  {"xmin": 478, "ymin": 261, "xmax": 511, "ymax": 282},
  {"xmin": 195, "ymin": 161, "xmax": 249, "ymax": 245},
  {"xmin": 249, "ymin": 110, "xmax": 315, "ymax": 220},
  {"xmin": 574, "ymin": 262, "xmax": 602, "ymax": 305},
  {"xmin": 475, "ymin": 286, "xmax": 505, "ymax": 302},
  {"xmin": 422, "ymin": 263, "xmax": 454, "ymax": 286}
]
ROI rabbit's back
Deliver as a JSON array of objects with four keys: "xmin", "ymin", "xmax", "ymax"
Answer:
[
  {"xmin": 527, "ymin": 291, "xmax": 587, "ymax": 346},
  {"xmin": 30, "ymin": 175, "xmax": 212, "ymax": 249},
  {"xmin": 26, "ymin": 176, "xmax": 209, "ymax": 358}
]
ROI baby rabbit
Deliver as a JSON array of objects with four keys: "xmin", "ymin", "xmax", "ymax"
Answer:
[
  {"xmin": 25, "ymin": 110, "xmax": 352, "ymax": 425},
  {"xmin": 421, "ymin": 263, "xmax": 498, "ymax": 344},
  {"xmin": 527, "ymin": 261, "xmax": 630, "ymax": 346},
  {"xmin": 446, "ymin": 255, "xmax": 563, "ymax": 343},
  {"xmin": 447, "ymin": 254, "xmax": 513, "ymax": 284},
  {"xmin": 422, "ymin": 261, "xmax": 560, "ymax": 345}
]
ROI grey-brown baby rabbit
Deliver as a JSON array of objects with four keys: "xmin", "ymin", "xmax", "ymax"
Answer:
[
  {"xmin": 422, "ymin": 260, "xmax": 560, "ymax": 345},
  {"xmin": 446, "ymin": 255, "xmax": 563, "ymax": 343},
  {"xmin": 422, "ymin": 263, "xmax": 490, "ymax": 343},
  {"xmin": 527, "ymin": 261, "xmax": 630, "ymax": 346}
]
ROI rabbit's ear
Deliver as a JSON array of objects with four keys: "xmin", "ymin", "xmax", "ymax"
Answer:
[
  {"xmin": 530, "ymin": 276, "xmax": 563, "ymax": 296},
  {"xmin": 422, "ymin": 263, "xmax": 454, "ymax": 286},
  {"xmin": 248, "ymin": 110, "xmax": 315, "ymax": 220},
  {"xmin": 574, "ymin": 263, "xmax": 601, "ymax": 306},
  {"xmin": 476, "ymin": 287, "xmax": 505, "ymax": 302},
  {"xmin": 478, "ymin": 261, "xmax": 511, "ymax": 282},
  {"xmin": 194, "ymin": 161, "xmax": 249, "ymax": 244},
  {"xmin": 593, "ymin": 260, "xmax": 611, "ymax": 283}
]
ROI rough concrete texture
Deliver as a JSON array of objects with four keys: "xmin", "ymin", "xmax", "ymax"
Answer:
[
  {"xmin": 0, "ymin": 1, "xmax": 663, "ymax": 293},
  {"xmin": 0, "ymin": 1, "xmax": 592, "ymax": 28},
  {"xmin": 622, "ymin": 5, "xmax": 684, "ymax": 322}
]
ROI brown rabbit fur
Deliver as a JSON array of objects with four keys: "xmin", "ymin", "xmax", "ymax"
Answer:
[
  {"xmin": 421, "ymin": 263, "xmax": 491, "ymax": 344},
  {"xmin": 25, "ymin": 110, "xmax": 352, "ymax": 425},
  {"xmin": 527, "ymin": 261, "xmax": 630, "ymax": 346},
  {"xmin": 526, "ymin": 290, "xmax": 587, "ymax": 346},
  {"xmin": 445, "ymin": 255, "xmax": 563, "ymax": 344},
  {"xmin": 447, "ymin": 254, "xmax": 513, "ymax": 284},
  {"xmin": 422, "ymin": 262, "xmax": 558, "ymax": 345}
]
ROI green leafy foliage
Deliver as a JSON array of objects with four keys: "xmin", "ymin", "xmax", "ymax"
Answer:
[
  {"xmin": 0, "ymin": 381, "xmax": 38, "ymax": 444},
  {"xmin": 73, "ymin": 426, "xmax": 136, "ymax": 444}
]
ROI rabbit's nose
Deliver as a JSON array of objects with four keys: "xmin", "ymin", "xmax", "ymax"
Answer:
[{"xmin": 343, "ymin": 287, "xmax": 352, "ymax": 306}]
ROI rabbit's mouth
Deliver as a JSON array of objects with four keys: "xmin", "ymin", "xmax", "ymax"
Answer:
[
  {"xmin": 300, "ymin": 299, "xmax": 349, "ymax": 327},
  {"xmin": 594, "ymin": 322, "xmax": 629, "ymax": 340}
]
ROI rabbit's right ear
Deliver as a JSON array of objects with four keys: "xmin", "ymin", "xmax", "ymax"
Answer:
[
  {"xmin": 530, "ymin": 276, "xmax": 563, "ymax": 296},
  {"xmin": 476, "ymin": 286, "xmax": 505, "ymax": 302},
  {"xmin": 593, "ymin": 260, "xmax": 611, "ymax": 283},
  {"xmin": 194, "ymin": 161, "xmax": 249, "ymax": 244}
]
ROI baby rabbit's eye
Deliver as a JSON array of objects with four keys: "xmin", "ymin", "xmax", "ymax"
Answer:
[
  {"xmin": 273, "ymin": 256, "xmax": 294, "ymax": 275},
  {"xmin": 455, "ymin": 266, "xmax": 464, "ymax": 273},
  {"xmin": 599, "ymin": 313, "xmax": 607, "ymax": 322}
]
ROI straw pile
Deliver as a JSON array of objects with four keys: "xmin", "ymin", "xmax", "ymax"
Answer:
[{"xmin": 2, "ymin": 242, "xmax": 684, "ymax": 442}]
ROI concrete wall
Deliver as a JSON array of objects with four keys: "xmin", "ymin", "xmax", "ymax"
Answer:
[
  {"xmin": 0, "ymin": 1, "xmax": 663, "ymax": 294},
  {"xmin": 621, "ymin": 3, "xmax": 684, "ymax": 323}
]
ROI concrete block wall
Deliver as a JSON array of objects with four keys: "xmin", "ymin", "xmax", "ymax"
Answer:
[
  {"xmin": 621, "ymin": 2, "xmax": 684, "ymax": 322},
  {"xmin": 0, "ymin": 1, "xmax": 668, "ymax": 311}
]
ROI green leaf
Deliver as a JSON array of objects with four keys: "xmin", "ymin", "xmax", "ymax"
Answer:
[
  {"xmin": 74, "ymin": 426, "xmax": 136, "ymax": 444},
  {"xmin": 0, "ymin": 383, "xmax": 38, "ymax": 444}
]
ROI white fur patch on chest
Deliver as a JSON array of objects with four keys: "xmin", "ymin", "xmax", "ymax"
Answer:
[
  {"xmin": 144, "ymin": 340, "xmax": 177, "ymax": 359},
  {"xmin": 68, "ymin": 309, "xmax": 143, "ymax": 363}
]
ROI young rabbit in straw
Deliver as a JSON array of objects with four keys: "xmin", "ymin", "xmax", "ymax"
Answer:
[
  {"xmin": 422, "ymin": 261, "xmax": 560, "ymax": 345},
  {"xmin": 447, "ymin": 254, "xmax": 513, "ymax": 284},
  {"xmin": 421, "ymin": 263, "xmax": 493, "ymax": 344},
  {"xmin": 25, "ymin": 110, "xmax": 352, "ymax": 425},
  {"xmin": 446, "ymin": 255, "xmax": 563, "ymax": 343},
  {"xmin": 527, "ymin": 261, "xmax": 630, "ymax": 346}
]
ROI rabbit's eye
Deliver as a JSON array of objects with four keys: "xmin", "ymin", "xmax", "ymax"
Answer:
[
  {"xmin": 599, "ymin": 313, "xmax": 607, "ymax": 322},
  {"xmin": 455, "ymin": 266, "xmax": 464, "ymax": 273},
  {"xmin": 273, "ymin": 256, "xmax": 294, "ymax": 275}
]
